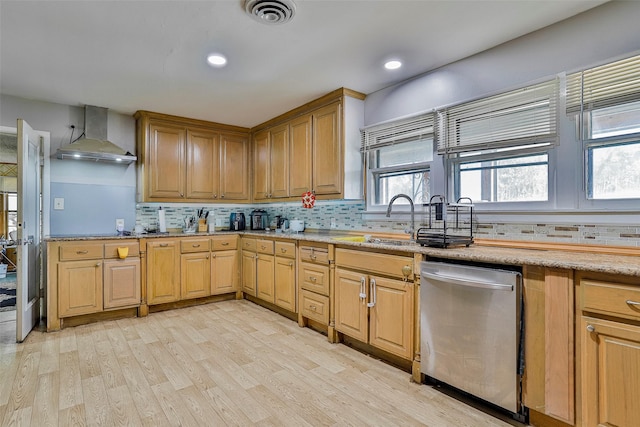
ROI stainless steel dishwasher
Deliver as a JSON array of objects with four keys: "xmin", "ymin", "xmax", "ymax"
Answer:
[{"xmin": 420, "ymin": 260, "xmax": 524, "ymax": 419}]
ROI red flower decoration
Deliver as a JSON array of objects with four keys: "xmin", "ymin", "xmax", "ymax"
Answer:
[{"xmin": 302, "ymin": 191, "xmax": 316, "ymax": 208}]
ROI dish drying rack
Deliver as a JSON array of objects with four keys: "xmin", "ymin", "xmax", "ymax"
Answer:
[{"xmin": 416, "ymin": 195, "xmax": 474, "ymax": 248}]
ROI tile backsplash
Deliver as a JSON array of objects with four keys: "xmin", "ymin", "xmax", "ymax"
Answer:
[{"xmin": 136, "ymin": 201, "xmax": 640, "ymax": 247}]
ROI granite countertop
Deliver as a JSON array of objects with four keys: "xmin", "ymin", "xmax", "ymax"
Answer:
[{"xmin": 46, "ymin": 230, "xmax": 640, "ymax": 277}]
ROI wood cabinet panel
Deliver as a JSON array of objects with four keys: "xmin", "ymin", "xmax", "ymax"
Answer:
[
  {"xmin": 581, "ymin": 316, "xmax": 640, "ymax": 427},
  {"xmin": 289, "ymin": 114, "xmax": 312, "ymax": 197},
  {"xmin": 186, "ymin": 129, "xmax": 219, "ymax": 199},
  {"xmin": 581, "ymin": 279, "xmax": 640, "ymax": 322},
  {"xmin": 335, "ymin": 268, "xmax": 368, "ymax": 343},
  {"xmin": 299, "ymin": 262, "xmax": 329, "ymax": 296},
  {"xmin": 103, "ymin": 259, "xmax": 141, "ymax": 309},
  {"xmin": 212, "ymin": 235, "xmax": 237, "ymax": 251},
  {"xmin": 368, "ymin": 275, "xmax": 414, "ymax": 359},
  {"xmin": 59, "ymin": 243, "xmax": 103, "ymax": 261},
  {"xmin": 181, "ymin": 252, "xmax": 211, "ymax": 300},
  {"xmin": 180, "ymin": 238, "xmax": 211, "ymax": 253},
  {"xmin": 269, "ymin": 123, "xmax": 289, "ymax": 198},
  {"xmin": 148, "ymin": 123, "xmax": 185, "ymax": 199},
  {"xmin": 241, "ymin": 248, "xmax": 257, "ymax": 296},
  {"xmin": 523, "ymin": 266, "xmax": 574, "ymax": 425},
  {"xmin": 275, "ymin": 241, "xmax": 295, "ymax": 259},
  {"xmin": 274, "ymin": 255, "xmax": 296, "ymax": 312},
  {"xmin": 147, "ymin": 240, "xmax": 180, "ymax": 305},
  {"xmin": 256, "ymin": 253, "xmax": 275, "ymax": 304},
  {"xmin": 253, "ymin": 130, "xmax": 270, "ymax": 200},
  {"xmin": 300, "ymin": 289, "xmax": 329, "ymax": 324},
  {"xmin": 212, "ymin": 250, "xmax": 238, "ymax": 295},
  {"xmin": 58, "ymin": 260, "xmax": 103, "ymax": 317},
  {"xmin": 104, "ymin": 242, "xmax": 139, "ymax": 259},
  {"xmin": 219, "ymin": 133, "xmax": 249, "ymax": 200},
  {"xmin": 312, "ymin": 102, "xmax": 341, "ymax": 195}
]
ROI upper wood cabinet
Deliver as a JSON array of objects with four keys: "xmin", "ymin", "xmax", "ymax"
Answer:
[
  {"xmin": 135, "ymin": 111, "xmax": 250, "ymax": 203},
  {"xmin": 251, "ymin": 88, "xmax": 365, "ymax": 201},
  {"xmin": 253, "ymin": 123, "xmax": 289, "ymax": 201}
]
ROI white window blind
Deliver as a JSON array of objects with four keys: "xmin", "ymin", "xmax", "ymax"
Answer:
[
  {"xmin": 437, "ymin": 79, "xmax": 559, "ymax": 154},
  {"xmin": 566, "ymin": 54, "xmax": 640, "ymax": 114},
  {"xmin": 361, "ymin": 113, "xmax": 434, "ymax": 152}
]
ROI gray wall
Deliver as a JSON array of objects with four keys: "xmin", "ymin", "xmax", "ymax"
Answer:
[
  {"xmin": 0, "ymin": 95, "xmax": 137, "ymax": 235},
  {"xmin": 364, "ymin": 1, "xmax": 640, "ymax": 126}
]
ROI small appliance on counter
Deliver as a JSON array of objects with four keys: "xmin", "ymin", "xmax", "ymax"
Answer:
[
  {"xmin": 290, "ymin": 219, "xmax": 304, "ymax": 233},
  {"xmin": 229, "ymin": 212, "xmax": 246, "ymax": 231},
  {"xmin": 250, "ymin": 209, "xmax": 269, "ymax": 230}
]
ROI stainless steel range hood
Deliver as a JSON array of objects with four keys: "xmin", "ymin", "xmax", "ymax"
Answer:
[{"xmin": 56, "ymin": 105, "xmax": 137, "ymax": 164}]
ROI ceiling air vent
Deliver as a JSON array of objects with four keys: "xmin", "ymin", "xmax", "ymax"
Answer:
[{"xmin": 245, "ymin": 0, "xmax": 296, "ymax": 25}]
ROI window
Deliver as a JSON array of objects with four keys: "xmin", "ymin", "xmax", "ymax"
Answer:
[
  {"xmin": 6, "ymin": 193, "xmax": 17, "ymax": 239},
  {"xmin": 362, "ymin": 114, "xmax": 434, "ymax": 207},
  {"xmin": 439, "ymin": 79, "xmax": 558, "ymax": 204},
  {"xmin": 567, "ymin": 54, "xmax": 640, "ymax": 200}
]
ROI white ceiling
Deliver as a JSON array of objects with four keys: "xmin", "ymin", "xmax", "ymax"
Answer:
[{"xmin": 0, "ymin": 0, "xmax": 607, "ymax": 128}]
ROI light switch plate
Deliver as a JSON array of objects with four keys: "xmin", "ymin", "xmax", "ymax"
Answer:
[
  {"xmin": 115, "ymin": 218, "xmax": 125, "ymax": 232},
  {"xmin": 54, "ymin": 198, "xmax": 64, "ymax": 210}
]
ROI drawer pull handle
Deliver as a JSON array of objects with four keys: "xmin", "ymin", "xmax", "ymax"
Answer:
[
  {"xmin": 310, "ymin": 276, "xmax": 317, "ymax": 282},
  {"xmin": 221, "ymin": 242, "xmax": 229, "ymax": 246},
  {"xmin": 289, "ymin": 262, "xmax": 293, "ymax": 267},
  {"xmin": 76, "ymin": 250, "xmax": 89, "ymax": 254},
  {"xmin": 281, "ymin": 248, "xmax": 287, "ymax": 253},
  {"xmin": 160, "ymin": 243, "xmax": 168, "ymax": 247},
  {"xmin": 309, "ymin": 304, "xmax": 316, "ymax": 311},
  {"xmin": 95, "ymin": 262, "xmax": 101, "ymax": 267},
  {"xmin": 192, "ymin": 244, "xmax": 200, "ymax": 248},
  {"xmin": 310, "ymin": 254, "xmax": 317, "ymax": 260},
  {"xmin": 261, "ymin": 245, "xmax": 266, "ymax": 250},
  {"xmin": 626, "ymin": 300, "xmax": 640, "ymax": 307},
  {"xmin": 586, "ymin": 324, "xmax": 595, "ymax": 333}
]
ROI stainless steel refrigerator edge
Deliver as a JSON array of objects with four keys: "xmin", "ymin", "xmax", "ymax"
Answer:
[{"xmin": 420, "ymin": 261, "xmax": 523, "ymax": 416}]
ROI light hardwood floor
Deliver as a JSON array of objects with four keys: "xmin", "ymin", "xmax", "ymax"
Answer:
[{"xmin": 1, "ymin": 300, "xmax": 517, "ymax": 426}]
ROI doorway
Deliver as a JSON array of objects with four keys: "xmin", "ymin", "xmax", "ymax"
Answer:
[{"xmin": 0, "ymin": 125, "xmax": 50, "ymax": 343}]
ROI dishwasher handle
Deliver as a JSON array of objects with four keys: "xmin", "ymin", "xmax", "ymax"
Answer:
[{"xmin": 421, "ymin": 270, "xmax": 514, "ymax": 291}]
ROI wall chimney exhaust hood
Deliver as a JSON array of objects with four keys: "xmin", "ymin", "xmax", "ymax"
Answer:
[{"xmin": 56, "ymin": 105, "xmax": 137, "ymax": 164}]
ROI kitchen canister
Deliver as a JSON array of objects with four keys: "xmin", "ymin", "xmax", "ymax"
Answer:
[{"xmin": 290, "ymin": 219, "xmax": 305, "ymax": 232}]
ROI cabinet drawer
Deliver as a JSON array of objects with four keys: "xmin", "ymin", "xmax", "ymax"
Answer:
[
  {"xmin": 275, "ymin": 241, "xmax": 296, "ymax": 259},
  {"xmin": 181, "ymin": 238, "xmax": 211, "ymax": 253},
  {"xmin": 300, "ymin": 289, "xmax": 329, "ymax": 324},
  {"xmin": 581, "ymin": 279, "xmax": 640, "ymax": 321},
  {"xmin": 256, "ymin": 239, "xmax": 274, "ymax": 255},
  {"xmin": 213, "ymin": 235, "xmax": 237, "ymax": 251},
  {"xmin": 59, "ymin": 243, "xmax": 103, "ymax": 261},
  {"xmin": 335, "ymin": 248, "xmax": 413, "ymax": 280},
  {"xmin": 104, "ymin": 241, "xmax": 140, "ymax": 259},
  {"xmin": 300, "ymin": 262, "xmax": 330, "ymax": 296},
  {"xmin": 242, "ymin": 238, "xmax": 256, "ymax": 252},
  {"xmin": 300, "ymin": 246, "xmax": 329, "ymax": 264}
]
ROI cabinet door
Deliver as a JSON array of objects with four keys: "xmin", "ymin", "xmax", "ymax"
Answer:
[
  {"xmin": 212, "ymin": 250, "xmax": 238, "ymax": 295},
  {"xmin": 147, "ymin": 240, "xmax": 180, "ymax": 305},
  {"xmin": 335, "ymin": 268, "xmax": 368, "ymax": 342},
  {"xmin": 148, "ymin": 123, "xmax": 185, "ymax": 199},
  {"xmin": 219, "ymin": 133, "xmax": 249, "ymax": 200},
  {"xmin": 181, "ymin": 252, "xmax": 211, "ymax": 300},
  {"xmin": 103, "ymin": 259, "xmax": 141, "ymax": 309},
  {"xmin": 274, "ymin": 255, "xmax": 296, "ymax": 312},
  {"xmin": 269, "ymin": 123, "xmax": 289, "ymax": 198},
  {"xmin": 581, "ymin": 316, "xmax": 640, "ymax": 427},
  {"xmin": 256, "ymin": 253, "xmax": 275, "ymax": 304},
  {"xmin": 253, "ymin": 130, "xmax": 270, "ymax": 201},
  {"xmin": 523, "ymin": 266, "xmax": 574, "ymax": 424},
  {"xmin": 58, "ymin": 260, "xmax": 103, "ymax": 317},
  {"xmin": 241, "ymin": 250, "xmax": 257, "ymax": 296},
  {"xmin": 368, "ymin": 275, "xmax": 414, "ymax": 359},
  {"xmin": 186, "ymin": 129, "xmax": 219, "ymax": 200},
  {"xmin": 312, "ymin": 102, "xmax": 341, "ymax": 195},
  {"xmin": 289, "ymin": 114, "xmax": 312, "ymax": 197}
]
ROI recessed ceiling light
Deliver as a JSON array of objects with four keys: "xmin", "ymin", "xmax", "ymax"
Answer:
[
  {"xmin": 207, "ymin": 54, "xmax": 227, "ymax": 68},
  {"xmin": 384, "ymin": 60, "xmax": 402, "ymax": 70}
]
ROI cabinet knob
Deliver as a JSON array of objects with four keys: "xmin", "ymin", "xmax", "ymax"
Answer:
[
  {"xmin": 310, "ymin": 276, "xmax": 317, "ymax": 282},
  {"xmin": 95, "ymin": 262, "xmax": 101, "ymax": 267},
  {"xmin": 309, "ymin": 304, "xmax": 316, "ymax": 311},
  {"xmin": 221, "ymin": 194, "xmax": 225, "ymax": 198},
  {"xmin": 586, "ymin": 324, "xmax": 596, "ymax": 333},
  {"xmin": 289, "ymin": 262, "xmax": 293, "ymax": 267},
  {"xmin": 180, "ymin": 193, "xmax": 184, "ymax": 198},
  {"xmin": 213, "ymin": 194, "xmax": 218, "ymax": 199}
]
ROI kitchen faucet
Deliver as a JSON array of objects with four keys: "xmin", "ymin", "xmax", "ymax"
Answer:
[{"xmin": 386, "ymin": 194, "xmax": 415, "ymax": 242}]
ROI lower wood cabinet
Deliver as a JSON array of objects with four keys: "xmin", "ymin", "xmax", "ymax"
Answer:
[
  {"xmin": 181, "ymin": 252, "xmax": 211, "ymax": 299},
  {"xmin": 274, "ymin": 241, "xmax": 296, "ymax": 312},
  {"xmin": 212, "ymin": 250, "xmax": 239, "ymax": 295},
  {"xmin": 241, "ymin": 238, "xmax": 257, "ymax": 296},
  {"xmin": 522, "ymin": 266, "xmax": 575, "ymax": 425},
  {"xmin": 147, "ymin": 239, "xmax": 181, "ymax": 305},
  {"xmin": 578, "ymin": 272, "xmax": 640, "ymax": 427},
  {"xmin": 58, "ymin": 259, "xmax": 103, "ymax": 318},
  {"xmin": 49, "ymin": 240, "xmax": 141, "ymax": 330},
  {"xmin": 334, "ymin": 248, "xmax": 414, "ymax": 360},
  {"xmin": 103, "ymin": 259, "xmax": 141, "ymax": 309}
]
